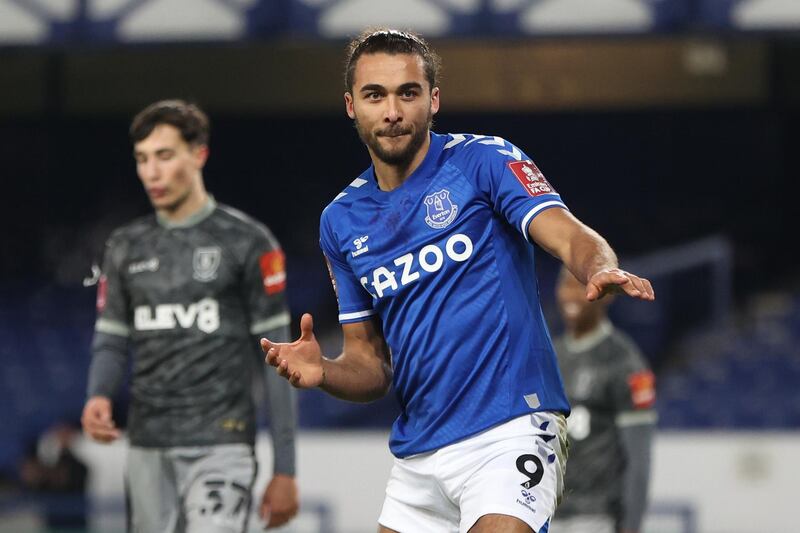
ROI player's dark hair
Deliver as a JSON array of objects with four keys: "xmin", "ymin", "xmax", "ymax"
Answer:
[
  {"xmin": 344, "ymin": 28, "xmax": 441, "ymax": 92},
  {"xmin": 129, "ymin": 99, "xmax": 209, "ymax": 146}
]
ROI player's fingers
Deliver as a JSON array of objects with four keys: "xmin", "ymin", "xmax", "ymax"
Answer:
[
  {"xmin": 634, "ymin": 276, "xmax": 653, "ymax": 299},
  {"xmin": 585, "ymin": 282, "xmax": 602, "ymax": 302},
  {"xmin": 642, "ymin": 278, "xmax": 655, "ymax": 299},
  {"xmin": 299, "ymin": 313, "xmax": 314, "ymax": 340},
  {"xmin": 621, "ymin": 274, "xmax": 644, "ymax": 297},
  {"xmin": 84, "ymin": 416, "xmax": 114, "ymax": 432},
  {"xmin": 268, "ymin": 345, "xmax": 286, "ymax": 367},
  {"xmin": 587, "ymin": 271, "xmax": 625, "ymax": 301},
  {"xmin": 84, "ymin": 404, "xmax": 102, "ymax": 420},
  {"xmin": 275, "ymin": 359, "xmax": 290, "ymax": 377},
  {"xmin": 85, "ymin": 411, "xmax": 114, "ymax": 429},
  {"xmin": 87, "ymin": 426, "xmax": 120, "ymax": 443},
  {"xmin": 98, "ymin": 406, "xmax": 113, "ymax": 423},
  {"xmin": 259, "ymin": 499, "xmax": 270, "ymax": 522},
  {"xmin": 265, "ymin": 347, "xmax": 279, "ymax": 367},
  {"xmin": 260, "ymin": 338, "xmax": 277, "ymax": 355},
  {"xmin": 267, "ymin": 511, "xmax": 290, "ymax": 528},
  {"xmin": 289, "ymin": 370, "xmax": 301, "ymax": 387}
]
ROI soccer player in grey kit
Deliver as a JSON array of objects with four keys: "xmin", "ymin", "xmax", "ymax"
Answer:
[
  {"xmin": 551, "ymin": 268, "xmax": 656, "ymax": 533},
  {"xmin": 81, "ymin": 100, "xmax": 299, "ymax": 532}
]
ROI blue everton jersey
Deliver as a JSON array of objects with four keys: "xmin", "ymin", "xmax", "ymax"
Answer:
[{"xmin": 320, "ymin": 132, "xmax": 570, "ymax": 458}]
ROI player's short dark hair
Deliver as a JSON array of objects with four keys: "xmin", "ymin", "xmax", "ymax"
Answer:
[
  {"xmin": 129, "ymin": 99, "xmax": 209, "ymax": 146},
  {"xmin": 344, "ymin": 28, "xmax": 441, "ymax": 92}
]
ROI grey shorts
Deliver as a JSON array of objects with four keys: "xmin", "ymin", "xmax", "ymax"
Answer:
[{"xmin": 126, "ymin": 443, "xmax": 256, "ymax": 533}]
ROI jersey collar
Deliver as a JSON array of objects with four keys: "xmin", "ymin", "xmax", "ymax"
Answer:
[
  {"xmin": 563, "ymin": 319, "xmax": 613, "ymax": 353},
  {"xmin": 156, "ymin": 195, "xmax": 217, "ymax": 229},
  {"xmin": 367, "ymin": 131, "xmax": 445, "ymax": 197}
]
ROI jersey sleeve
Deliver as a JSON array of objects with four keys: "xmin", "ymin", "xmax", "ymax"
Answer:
[
  {"xmin": 242, "ymin": 226, "xmax": 291, "ymax": 337},
  {"xmin": 471, "ymin": 137, "xmax": 568, "ymax": 242},
  {"xmin": 88, "ymin": 233, "xmax": 132, "ymax": 398},
  {"xmin": 609, "ymin": 339, "xmax": 657, "ymax": 423},
  {"xmin": 319, "ymin": 209, "xmax": 375, "ymax": 324},
  {"xmin": 94, "ymin": 234, "xmax": 131, "ymax": 338}
]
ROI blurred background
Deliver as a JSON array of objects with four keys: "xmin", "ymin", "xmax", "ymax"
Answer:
[{"xmin": 1, "ymin": 1, "xmax": 799, "ymax": 532}]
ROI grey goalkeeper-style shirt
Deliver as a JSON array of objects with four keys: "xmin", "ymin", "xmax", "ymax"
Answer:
[
  {"xmin": 554, "ymin": 321, "xmax": 657, "ymax": 532},
  {"xmin": 87, "ymin": 197, "xmax": 296, "ymax": 475}
]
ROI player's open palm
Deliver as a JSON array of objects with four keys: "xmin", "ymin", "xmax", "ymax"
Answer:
[{"xmin": 262, "ymin": 313, "xmax": 324, "ymax": 388}]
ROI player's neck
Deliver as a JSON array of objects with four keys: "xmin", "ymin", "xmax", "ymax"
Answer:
[
  {"xmin": 157, "ymin": 186, "xmax": 209, "ymax": 224},
  {"xmin": 567, "ymin": 318, "xmax": 611, "ymax": 340},
  {"xmin": 568, "ymin": 318, "xmax": 607, "ymax": 340},
  {"xmin": 372, "ymin": 134, "xmax": 431, "ymax": 192}
]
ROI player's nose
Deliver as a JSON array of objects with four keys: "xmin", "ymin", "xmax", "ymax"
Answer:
[
  {"xmin": 384, "ymin": 96, "xmax": 402, "ymax": 122},
  {"xmin": 139, "ymin": 160, "xmax": 160, "ymax": 181}
]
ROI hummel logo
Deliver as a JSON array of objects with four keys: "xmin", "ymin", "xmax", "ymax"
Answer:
[{"xmin": 352, "ymin": 236, "xmax": 369, "ymax": 257}]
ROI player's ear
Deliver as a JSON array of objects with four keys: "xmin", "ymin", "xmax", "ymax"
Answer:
[
  {"xmin": 344, "ymin": 92, "xmax": 355, "ymax": 119},
  {"xmin": 430, "ymin": 87, "xmax": 440, "ymax": 116},
  {"xmin": 193, "ymin": 144, "xmax": 209, "ymax": 168}
]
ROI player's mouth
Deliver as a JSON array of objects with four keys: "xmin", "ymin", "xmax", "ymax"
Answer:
[
  {"xmin": 378, "ymin": 127, "xmax": 411, "ymax": 138},
  {"xmin": 147, "ymin": 187, "xmax": 168, "ymax": 199}
]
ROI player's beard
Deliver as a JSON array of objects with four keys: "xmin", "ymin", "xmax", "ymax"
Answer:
[{"xmin": 355, "ymin": 110, "xmax": 432, "ymax": 168}]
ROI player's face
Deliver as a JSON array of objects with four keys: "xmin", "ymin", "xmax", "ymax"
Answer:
[
  {"xmin": 345, "ymin": 52, "xmax": 440, "ymax": 167},
  {"xmin": 133, "ymin": 124, "xmax": 207, "ymax": 213},
  {"xmin": 557, "ymin": 272, "xmax": 607, "ymax": 332}
]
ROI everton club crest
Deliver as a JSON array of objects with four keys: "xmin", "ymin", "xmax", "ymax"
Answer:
[
  {"xmin": 193, "ymin": 247, "xmax": 221, "ymax": 282},
  {"xmin": 424, "ymin": 189, "xmax": 458, "ymax": 229}
]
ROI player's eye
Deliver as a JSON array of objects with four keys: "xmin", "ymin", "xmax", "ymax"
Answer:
[
  {"xmin": 157, "ymin": 151, "xmax": 175, "ymax": 161},
  {"xmin": 402, "ymin": 90, "xmax": 418, "ymax": 99},
  {"xmin": 367, "ymin": 92, "xmax": 382, "ymax": 100}
]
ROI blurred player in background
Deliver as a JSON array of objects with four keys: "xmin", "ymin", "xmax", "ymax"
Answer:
[
  {"xmin": 81, "ymin": 100, "xmax": 299, "ymax": 532},
  {"xmin": 262, "ymin": 29, "xmax": 654, "ymax": 533},
  {"xmin": 552, "ymin": 268, "xmax": 656, "ymax": 533}
]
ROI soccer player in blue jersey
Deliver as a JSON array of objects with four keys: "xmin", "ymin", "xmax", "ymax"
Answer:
[{"xmin": 262, "ymin": 29, "xmax": 655, "ymax": 533}]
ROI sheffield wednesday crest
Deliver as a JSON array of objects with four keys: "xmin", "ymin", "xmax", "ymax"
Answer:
[
  {"xmin": 193, "ymin": 247, "xmax": 221, "ymax": 282},
  {"xmin": 424, "ymin": 189, "xmax": 459, "ymax": 229}
]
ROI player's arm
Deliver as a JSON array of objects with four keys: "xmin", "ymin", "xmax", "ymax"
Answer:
[
  {"xmin": 262, "ymin": 314, "xmax": 392, "ymax": 403},
  {"xmin": 613, "ymin": 344, "xmax": 657, "ymax": 533},
  {"xmin": 260, "ymin": 348, "xmax": 297, "ymax": 478},
  {"xmin": 82, "ymin": 238, "xmax": 129, "ymax": 443},
  {"xmin": 527, "ymin": 208, "xmax": 654, "ymax": 302},
  {"xmin": 241, "ymin": 232, "xmax": 300, "ymax": 528},
  {"xmin": 618, "ymin": 421, "xmax": 655, "ymax": 533},
  {"xmin": 469, "ymin": 139, "xmax": 653, "ymax": 302},
  {"xmin": 255, "ymin": 325, "xmax": 298, "ymax": 523},
  {"xmin": 259, "ymin": 349, "xmax": 299, "ymax": 528}
]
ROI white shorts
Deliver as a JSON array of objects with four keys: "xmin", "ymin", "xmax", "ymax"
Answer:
[{"xmin": 378, "ymin": 412, "xmax": 568, "ymax": 533}]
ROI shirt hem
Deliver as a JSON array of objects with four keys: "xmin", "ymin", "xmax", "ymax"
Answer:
[{"xmin": 390, "ymin": 406, "xmax": 569, "ymax": 458}]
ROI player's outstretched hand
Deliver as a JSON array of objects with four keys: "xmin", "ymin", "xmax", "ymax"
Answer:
[
  {"xmin": 81, "ymin": 396, "xmax": 121, "ymax": 443},
  {"xmin": 259, "ymin": 473, "xmax": 299, "ymax": 529},
  {"xmin": 261, "ymin": 313, "xmax": 324, "ymax": 388},
  {"xmin": 586, "ymin": 268, "xmax": 655, "ymax": 302}
]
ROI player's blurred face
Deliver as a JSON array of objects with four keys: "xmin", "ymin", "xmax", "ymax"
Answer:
[
  {"xmin": 133, "ymin": 124, "xmax": 207, "ymax": 213},
  {"xmin": 557, "ymin": 271, "xmax": 608, "ymax": 333},
  {"xmin": 345, "ymin": 52, "xmax": 440, "ymax": 167}
]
